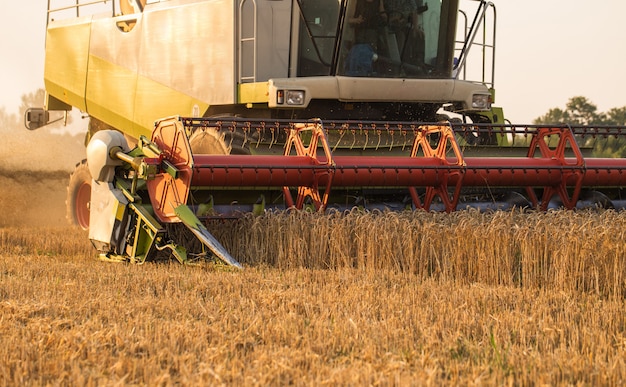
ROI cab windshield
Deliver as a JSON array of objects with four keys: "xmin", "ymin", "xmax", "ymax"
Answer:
[{"xmin": 297, "ymin": 0, "xmax": 457, "ymax": 79}]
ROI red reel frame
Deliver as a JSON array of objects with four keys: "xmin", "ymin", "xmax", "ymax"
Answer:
[{"xmin": 282, "ymin": 121, "xmax": 335, "ymax": 211}]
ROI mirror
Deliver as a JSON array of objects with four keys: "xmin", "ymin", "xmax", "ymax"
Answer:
[{"xmin": 24, "ymin": 108, "xmax": 50, "ymax": 130}]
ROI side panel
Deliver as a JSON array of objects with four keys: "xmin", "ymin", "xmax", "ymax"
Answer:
[
  {"xmin": 44, "ymin": 17, "xmax": 91, "ymax": 112},
  {"xmin": 137, "ymin": 0, "xmax": 236, "ymax": 105},
  {"xmin": 87, "ymin": 15, "xmax": 141, "ymax": 136},
  {"xmin": 48, "ymin": 0, "xmax": 237, "ymax": 139}
]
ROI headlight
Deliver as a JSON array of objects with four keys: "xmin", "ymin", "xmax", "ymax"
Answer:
[
  {"xmin": 286, "ymin": 90, "xmax": 305, "ymax": 105},
  {"xmin": 472, "ymin": 94, "xmax": 491, "ymax": 109}
]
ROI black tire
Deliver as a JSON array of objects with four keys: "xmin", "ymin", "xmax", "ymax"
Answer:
[{"xmin": 66, "ymin": 160, "xmax": 92, "ymax": 229}]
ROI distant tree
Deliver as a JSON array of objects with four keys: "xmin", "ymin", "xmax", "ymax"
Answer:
[
  {"xmin": 533, "ymin": 107, "xmax": 569, "ymax": 125},
  {"xmin": 533, "ymin": 96, "xmax": 608, "ymax": 125},
  {"xmin": 0, "ymin": 107, "xmax": 18, "ymax": 132},
  {"xmin": 18, "ymin": 89, "xmax": 47, "ymax": 117},
  {"xmin": 565, "ymin": 96, "xmax": 607, "ymax": 125},
  {"xmin": 534, "ymin": 96, "xmax": 626, "ymax": 157},
  {"xmin": 605, "ymin": 107, "xmax": 626, "ymax": 125}
]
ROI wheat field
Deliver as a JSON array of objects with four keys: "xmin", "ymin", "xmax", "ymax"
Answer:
[
  {"xmin": 1, "ymin": 208, "xmax": 625, "ymax": 385},
  {"xmin": 1, "ymin": 234, "xmax": 625, "ymax": 386},
  {"xmin": 213, "ymin": 209, "xmax": 626, "ymax": 298},
  {"xmin": 0, "ymin": 218, "xmax": 626, "ymax": 386}
]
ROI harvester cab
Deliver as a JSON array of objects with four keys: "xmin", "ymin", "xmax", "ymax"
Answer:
[{"xmin": 29, "ymin": 1, "xmax": 626, "ymax": 268}]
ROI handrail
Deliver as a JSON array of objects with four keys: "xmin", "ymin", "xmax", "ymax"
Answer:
[
  {"xmin": 47, "ymin": 0, "xmax": 116, "ymax": 25},
  {"xmin": 456, "ymin": 9, "xmax": 468, "ymax": 80},
  {"xmin": 454, "ymin": 1, "xmax": 496, "ymax": 89}
]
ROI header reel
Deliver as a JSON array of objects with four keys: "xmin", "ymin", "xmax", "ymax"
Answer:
[{"xmin": 83, "ymin": 117, "xmax": 626, "ymax": 267}]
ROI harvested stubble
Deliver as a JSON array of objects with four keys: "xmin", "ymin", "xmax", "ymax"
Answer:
[
  {"xmin": 0, "ymin": 210, "xmax": 625, "ymax": 385},
  {"xmin": 0, "ymin": 248, "xmax": 625, "ymax": 385}
]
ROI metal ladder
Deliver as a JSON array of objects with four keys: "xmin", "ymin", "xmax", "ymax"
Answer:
[{"xmin": 238, "ymin": 0, "xmax": 257, "ymax": 84}]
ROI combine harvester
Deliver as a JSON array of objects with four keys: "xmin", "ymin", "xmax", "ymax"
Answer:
[{"xmin": 26, "ymin": 0, "xmax": 626, "ymax": 267}]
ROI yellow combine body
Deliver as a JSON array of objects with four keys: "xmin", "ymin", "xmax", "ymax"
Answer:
[{"xmin": 42, "ymin": 0, "xmax": 496, "ymax": 140}]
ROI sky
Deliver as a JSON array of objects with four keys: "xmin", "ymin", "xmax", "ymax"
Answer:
[{"xmin": 1, "ymin": 1, "xmax": 625, "ymax": 125}]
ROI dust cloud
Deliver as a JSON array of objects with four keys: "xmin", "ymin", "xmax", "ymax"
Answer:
[{"xmin": 0, "ymin": 123, "xmax": 86, "ymax": 227}]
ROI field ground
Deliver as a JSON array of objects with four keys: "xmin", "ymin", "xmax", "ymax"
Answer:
[
  {"xmin": 0, "ymin": 230, "xmax": 624, "ymax": 386},
  {"xmin": 0, "ymin": 143, "xmax": 624, "ymax": 384}
]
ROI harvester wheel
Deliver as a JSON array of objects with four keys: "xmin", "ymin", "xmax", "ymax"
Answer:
[{"xmin": 66, "ymin": 160, "xmax": 92, "ymax": 229}]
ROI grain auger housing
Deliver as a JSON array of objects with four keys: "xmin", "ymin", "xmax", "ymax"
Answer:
[{"xmin": 26, "ymin": 0, "xmax": 626, "ymax": 267}]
